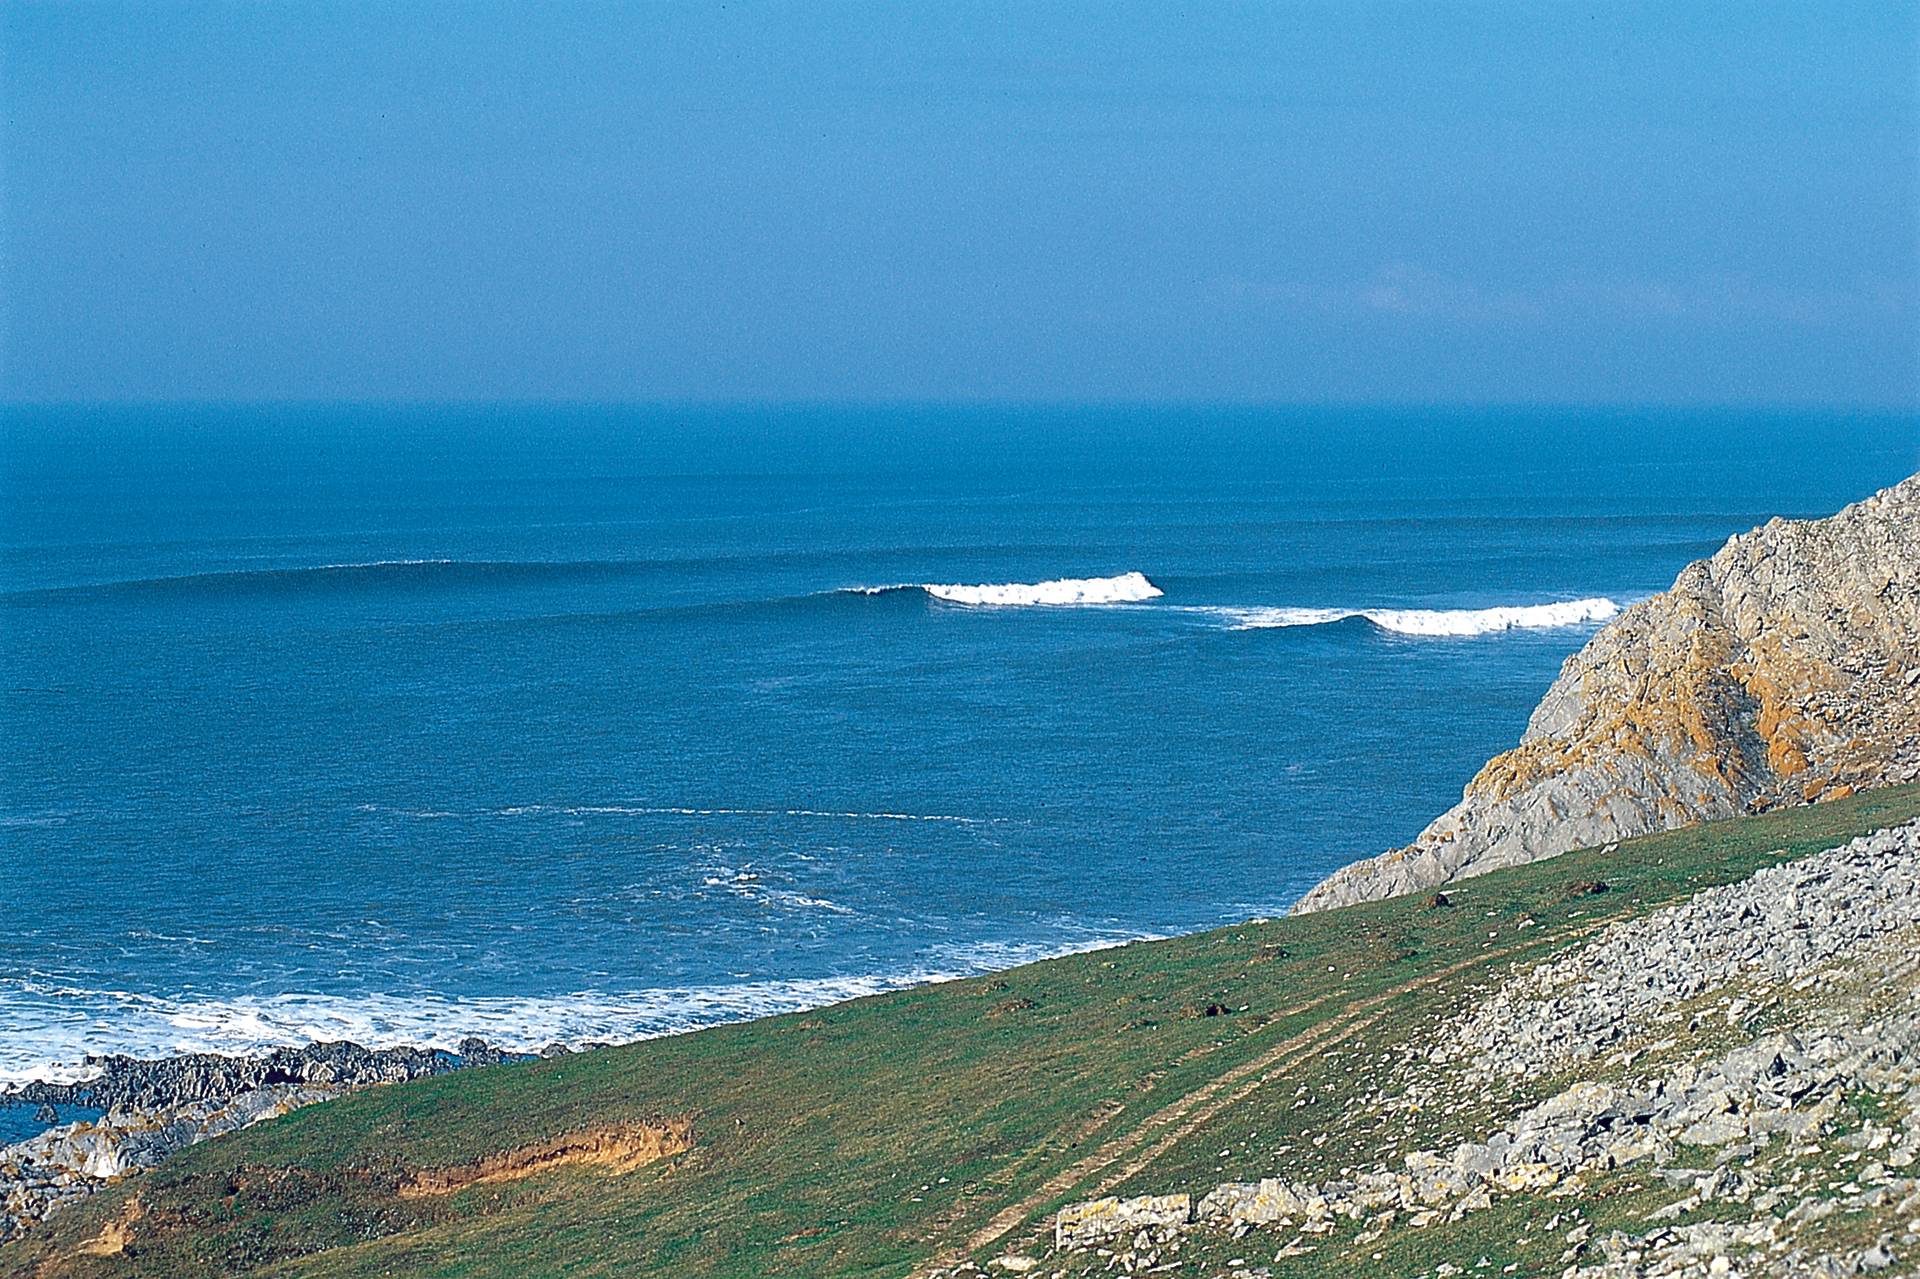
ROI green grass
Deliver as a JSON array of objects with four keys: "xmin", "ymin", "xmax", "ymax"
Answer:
[{"xmin": 11, "ymin": 783, "xmax": 1920, "ymax": 1279}]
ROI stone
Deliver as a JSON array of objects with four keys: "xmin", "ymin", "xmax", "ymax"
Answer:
[
  {"xmin": 1197, "ymin": 1179, "xmax": 1325, "ymax": 1224},
  {"xmin": 3, "ymin": 1040, "xmax": 467, "ymax": 1113},
  {"xmin": 1679, "ymin": 1114, "xmax": 1748, "ymax": 1147},
  {"xmin": 458, "ymin": 1037, "xmax": 512, "ymax": 1067},
  {"xmin": 1055, "ymin": 1194, "xmax": 1192, "ymax": 1248}
]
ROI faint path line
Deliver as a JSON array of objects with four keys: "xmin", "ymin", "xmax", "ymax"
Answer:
[{"xmin": 915, "ymin": 931, "xmax": 1581, "ymax": 1274}]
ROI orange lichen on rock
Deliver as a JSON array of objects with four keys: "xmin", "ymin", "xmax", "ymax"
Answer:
[
  {"xmin": 1732, "ymin": 633, "xmax": 1840, "ymax": 787},
  {"xmin": 1465, "ymin": 609, "xmax": 1748, "ymax": 805}
]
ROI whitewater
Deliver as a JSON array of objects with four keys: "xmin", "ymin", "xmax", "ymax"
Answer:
[
  {"xmin": 848, "ymin": 571, "xmax": 1623, "ymax": 634},
  {"xmin": 1199, "ymin": 597, "xmax": 1623, "ymax": 636},
  {"xmin": 849, "ymin": 571, "xmax": 1163, "ymax": 606},
  {"xmin": 0, "ymin": 934, "xmax": 1153, "ymax": 1086}
]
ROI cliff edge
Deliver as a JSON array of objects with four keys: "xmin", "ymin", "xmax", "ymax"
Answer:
[{"xmin": 1292, "ymin": 473, "xmax": 1920, "ymax": 914}]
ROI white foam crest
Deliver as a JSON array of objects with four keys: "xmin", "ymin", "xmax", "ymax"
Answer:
[
  {"xmin": 0, "ymin": 934, "xmax": 1150, "ymax": 1085},
  {"xmin": 922, "ymin": 571, "xmax": 1162, "ymax": 607},
  {"xmin": 1210, "ymin": 597, "xmax": 1621, "ymax": 636}
]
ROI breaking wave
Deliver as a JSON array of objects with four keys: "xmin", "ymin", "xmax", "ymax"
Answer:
[
  {"xmin": 849, "ymin": 571, "xmax": 1162, "ymax": 607},
  {"xmin": 1203, "ymin": 597, "xmax": 1621, "ymax": 636}
]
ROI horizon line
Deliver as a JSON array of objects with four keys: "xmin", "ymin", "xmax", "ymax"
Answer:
[{"xmin": 3, "ymin": 396, "xmax": 1918, "ymax": 416}]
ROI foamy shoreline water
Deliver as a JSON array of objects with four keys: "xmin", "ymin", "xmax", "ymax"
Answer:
[{"xmin": 0, "ymin": 935, "xmax": 1155, "ymax": 1088}]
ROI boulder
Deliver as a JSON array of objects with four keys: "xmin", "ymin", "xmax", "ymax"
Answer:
[{"xmin": 1054, "ymin": 1193, "xmax": 1191, "ymax": 1248}]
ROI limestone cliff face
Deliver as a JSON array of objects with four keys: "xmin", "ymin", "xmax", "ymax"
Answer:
[{"xmin": 1292, "ymin": 474, "xmax": 1920, "ymax": 915}]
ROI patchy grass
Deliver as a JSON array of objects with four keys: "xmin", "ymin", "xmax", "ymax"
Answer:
[{"xmin": 8, "ymin": 784, "xmax": 1919, "ymax": 1279}]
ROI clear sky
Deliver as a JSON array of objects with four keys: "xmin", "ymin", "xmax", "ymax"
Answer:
[{"xmin": 3, "ymin": 2, "xmax": 1916, "ymax": 406}]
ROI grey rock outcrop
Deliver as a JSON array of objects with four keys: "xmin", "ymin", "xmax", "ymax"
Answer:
[
  {"xmin": 1, "ymin": 1084, "xmax": 339, "ymax": 1241},
  {"xmin": 0, "ymin": 1038, "xmax": 532, "ymax": 1242},
  {"xmin": 1294, "ymin": 474, "xmax": 1920, "ymax": 913},
  {"xmin": 0, "ymin": 1038, "xmax": 521, "ymax": 1114}
]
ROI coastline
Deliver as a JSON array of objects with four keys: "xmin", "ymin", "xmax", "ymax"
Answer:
[
  {"xmin": 10, "ymin": 784, "xmax": 1920, "ymax": 1274},
  {"xmin": 0, "ymin": 929, "xmax": 1167, "ymax": 1091},
  {"xmin": 0, "ymin": 939, "xmax": 1159, "ymax": 1241},
  {"xmin": 2, "ymin": 925, "xmax": 1168, "ymax": 1098},
  {"xmin": 8, "ymin": 474, "xmax": 1914, "ymax": 1260}
]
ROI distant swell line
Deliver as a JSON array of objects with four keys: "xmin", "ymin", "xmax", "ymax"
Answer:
[
  {"xmin": 492, "ymin": 804, "xmax": 1002, "ymax": 826},
  {"xmin": 0, "ymin": 559, "xmax": 585, "ymax": 601},
  {"xmin": 4, "ymin": 552, "xmax": 1159, "ymax": 605},
  {"xmin": 6, "ymin": 557, "xmax": 1624, "ymax": 641},
  {"xmin": 352, "ymin": 802, "xmax": 1002, "ymax": 826}
]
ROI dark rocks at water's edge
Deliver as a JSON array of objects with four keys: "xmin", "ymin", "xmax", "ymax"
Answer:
[
  {"xmin": 1, "ymin": 1037, "xmax": 537, "ymax": 1243},
  {"xmin": 455, "ymin": 1036, "xmax": 517, "ymax": 1068},
  {"xmin": 1, "ymin": 1037, "xmax": 535, "ymax": 1114}
]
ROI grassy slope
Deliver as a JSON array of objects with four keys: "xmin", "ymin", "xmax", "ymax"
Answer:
[{"xmin": 11, "ymin": 783, "xmax": 1920, "ymax": 1279}]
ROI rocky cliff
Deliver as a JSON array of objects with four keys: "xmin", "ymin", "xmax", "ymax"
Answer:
[{"xmin": 1293, "ymin": 473, "xmax": 1920, "ymax": 914}]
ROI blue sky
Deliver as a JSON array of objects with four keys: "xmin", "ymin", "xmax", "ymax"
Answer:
[{"xmin": 3, "ymin": 2, "xmax": 1915, "ymax": 406}]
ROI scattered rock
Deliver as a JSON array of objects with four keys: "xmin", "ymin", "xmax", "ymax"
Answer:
[
  {"xmin": 1063, "ymin": 820, "xmax": 1920, "ymax": 1279},
  {"xmin": 1428, "ymin": 820, "xmax": 1920, "ymax": 1082}
]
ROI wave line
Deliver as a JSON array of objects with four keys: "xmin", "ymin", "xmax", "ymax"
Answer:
[
  {"xmin": 1202, "ymin": 597, "xmax": 1622, "ymax": 636},
  {"xmin": 844, "ymin": 571, "xmax": 1162, "ymax": 607}
]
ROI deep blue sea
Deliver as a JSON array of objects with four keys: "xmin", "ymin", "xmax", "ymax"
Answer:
[{"xmin": 2, "ymin": 405, "xmax": 1915, "ymax": 1088}]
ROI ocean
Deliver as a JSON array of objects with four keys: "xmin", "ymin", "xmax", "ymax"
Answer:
[{"xmin": 2, "ymin": 404, "xmax": 1914, "ymax": 1087}]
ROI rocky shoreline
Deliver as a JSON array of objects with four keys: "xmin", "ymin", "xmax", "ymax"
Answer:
[
  {"xmin": 10, "ymin": 803, "xmax": 1920, "ymax": 1274},
  {"xmin": 0, "ymin": 1035, "xmax": 554, "ymax": 1242}
]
